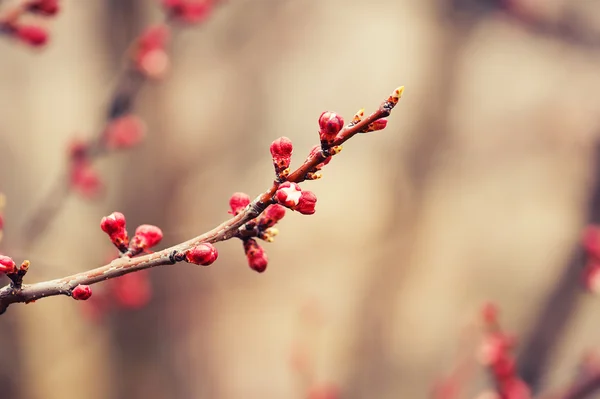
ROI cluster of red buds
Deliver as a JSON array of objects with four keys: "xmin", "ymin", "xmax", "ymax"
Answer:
[
  {"xmin": 477, "ymin": 303, "xmax": 531, "ymax": 399},
  {"xmin": 230, "ymin": 193, "xmax": 284, "ymax": 272},
  {"xmin": 0, "ymin": 0, "xmax": 60, "ymax": 47},
  {"xmin": 161, "ymin": 0, "xmax": 213, "ymax": 24},
  {"xmin": 582, "ymin": 225, "xmax": 600, "ymax": 293},
  {"xmin": 101, "ymin": 211, "xmax": 163, "ymax": 256},
  {"xmin": 0, "ymin": 86, "xmax": 404, "ymax": 316}
]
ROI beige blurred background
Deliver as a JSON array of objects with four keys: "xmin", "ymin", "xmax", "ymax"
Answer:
[{"xmin": 1, "ymin": 0, "xmax": 600, "ymax": 398}]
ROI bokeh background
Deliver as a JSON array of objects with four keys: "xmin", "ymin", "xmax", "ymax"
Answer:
[{"xmin": 1, "ymin": 0, "xmax": 600, "ymax": 398}]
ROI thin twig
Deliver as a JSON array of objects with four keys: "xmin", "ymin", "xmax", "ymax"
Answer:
[{"xmin": 0, "ymin": 88, "xmax": 404, "ymax": 314}]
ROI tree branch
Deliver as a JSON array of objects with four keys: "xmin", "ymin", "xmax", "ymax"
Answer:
[{"xmin": 0, "ymin": 86, "xmax": 404, "ymax": 314}]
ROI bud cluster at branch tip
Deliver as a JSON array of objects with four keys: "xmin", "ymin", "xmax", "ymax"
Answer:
[
  {"xmin": 186, "ymin": 243, "xmax": 218, "ymax": 266},
  {"xmin": 270, "ymin": 136, "xmax": 293, "ymax": 179},
  {"xmin": 72, "ymin": 285, "xmax": 92, "ymax": 301}
]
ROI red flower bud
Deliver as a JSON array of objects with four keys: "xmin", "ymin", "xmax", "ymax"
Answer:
[
  {"xmin": 270, "ymin": 136, "xmax": 293, "ymax": 175},
  {"xmin": 15, "ymin": 25, "xmax": 48, "ymax": 47},
  {"xmin": 295, "ymin": 191, "xmax": 317, "ymax": 215},
  {"xmin": 72, "ymin": 285, "xmax": 92, "ymax": 301},
  {"xmin": 100, "ymin": 212, "xmax": 129, "ymax": 248},
  {"xmin": 364, "ymin": 118, "xmax": 388, "ymax": 132},
  {"xmin": 257, "ymin": 204, "xmax": 286, "ymax": 229},
  {"xmin": 162, "ymin": 0, "xmax": 212, "ymax": 24},
  {"xmin": 134, "ymin": 24, "xmax": 171, "ymax": 79},
  {"xmin": 318, "ymin": 111, "xmax": 344, "ymax": 143},
  {"xmin": 130, "ymin": 224, "xmax": 163, "ymax": 250},
  {"xmin": 27, "ymin": 0, "xmax": 60, "ymax": 15},
  {"xmin": 275, "ymin": 182, "xmax": 302, "ymax": 208},
  {"xmin": 111, "ymin": 271, "xmax": 152, "ymax": 309},
  {"xmin": 0, "ymin": 255, "xmax": 16, "ymax": 274},
  {"xmin": 229, "ymin": 192, "xmax": 251, "ymax": 215},
  {"xmin": 244, "ymin": 239, "xmax": 268, "ymax": 273},
  {"xmin": 104, "ymin": 115, "xmax": 146, "ymax": 149},
  {"xmin": 186, "ymin": 243, "xmax": 218, "ymax": 266}
]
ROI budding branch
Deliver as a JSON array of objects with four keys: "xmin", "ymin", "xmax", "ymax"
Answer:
[{"xmin": 0, "ymin": 87, "xmax": 404, "ymax": 314}]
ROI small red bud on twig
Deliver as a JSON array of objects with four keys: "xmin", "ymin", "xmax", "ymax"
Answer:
[
  {"xmin": 275, "ymin": 182, "xmax": 302, "ymax": 208},
  {"xmin": 0, "ymin": 256, "xmax": 16, "ymax": 274},
  {"xmin": 318, "ymin": 111, "xmax": 344, "ymax": 145},
  {"xmin": 100, "ymin": 212, "xmax": 129, "ymax": 250},
  {"xmin": 295, "ymin": 191, "xmax": 317, "ymax": 215},
  {"xmin": 244, "ymin": 239, "xmax": 268, "ymax": 273},
  {"xmin": 186, "ymin": 243, "xmax": 218, "ymax": 266},
  {"xmin": 130, "ymin": 224, "xmax": 163, "ymax": 251},
  {"xmin": 257, "ymin": 204, "xmax": 286, "ymax": 229},
  {"xmin": 229, "ymin": 192, "xmax": 251, "ymax": 216},
  {"xmin": 72, "ymin": 285, "xmax": 92, "ymax": 301},
  {"xmin": 270, "ymin": 136, "xmax": 293, "ymax": 177},
  {"xmin": 364, "ymin": 118, "xmax": 388, "ymax": 133}
]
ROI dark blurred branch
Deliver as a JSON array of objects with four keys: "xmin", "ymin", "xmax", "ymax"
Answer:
[
  {"xmin": 499, "ymin": 3, "xmax": 600, "ymax": 49},
  {"xmin": 540, "ymin": 368, "xmax": 600, "ymax": 399},
  {"xmin": 517, "ymin": 144, "xmax": 600, "ymax": 391},
  {"xmin": 20, "ymin": 43, "xmax": 152, "ymax": 247}
]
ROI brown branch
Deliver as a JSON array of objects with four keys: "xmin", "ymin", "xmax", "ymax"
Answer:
[
  {"xmin": 517, "ymin": 142, "xmax": 600, "ymax": 391},
  {"xmin": 0, "ymin": 86, "xmax": 404, "ymax": 314}
]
